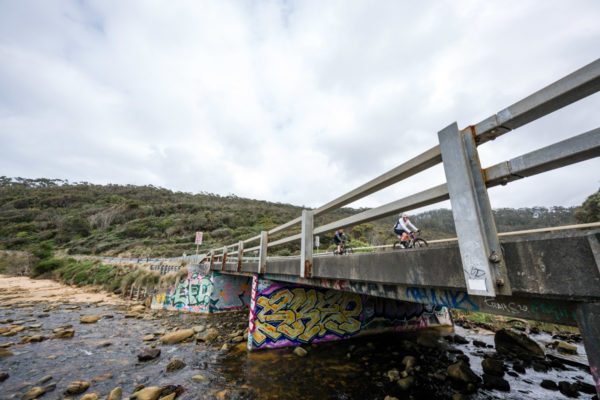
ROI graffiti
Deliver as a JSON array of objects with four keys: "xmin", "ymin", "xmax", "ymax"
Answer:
[
  {"xmin": 530, "ymin": 301, "xmax": 576, "ymax": 323},
  {"xmin": 251, "ymin": 286, "xmax": 362, "ymax": 346},
  {"xmin": 211, "ymin": 274, "xmax": 251, "ymax": 311},
  {"xmin": 152, "ymin": 267, "xmax": 251, "ymax": 313},
  {"xmin": 248, "ymin": 279, "xmax": 452, "ymax": 349},
  {"xmin": 591, "ymin": 366, "xmax": 600, "ymax": 393},
  {"xmin": 405, "ymin": 287, "xmax": 479, "ymax": 311},
  {"xmin": 484, "ymin": 298, "xmax": 528, "ymax": 314}
]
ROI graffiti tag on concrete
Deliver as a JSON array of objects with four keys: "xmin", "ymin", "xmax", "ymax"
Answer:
[{"xmin": 406, "ymin": 287, "xmax": 479, "ymax": 311}]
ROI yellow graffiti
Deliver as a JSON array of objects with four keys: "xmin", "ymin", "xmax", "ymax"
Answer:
[
  {"xmin": 154, "ymin": 292, "xmax": 166, "ymax": 304},
  {"xmin": 252, "ymin": 288, "xmax": 362, "ymax": 346}
]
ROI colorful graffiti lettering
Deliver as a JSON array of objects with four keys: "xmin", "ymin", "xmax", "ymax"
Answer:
[
  {"xmin": 152, "ymin": 267, "xmax": 252, "ymax": 313},
  {"xmin": 251, "ymin": 287, "xmax": 362, "ymax": 346},
  {"xmin": 405, "ymin": 287, "xmax": 479, "ymax": 311},
  {"xmin": 249, "ymin": 279, "xmax": 452, "ymax": 349}
]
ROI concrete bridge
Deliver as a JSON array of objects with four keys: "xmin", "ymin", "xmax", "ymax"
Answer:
[{"xmin": 152, "ymin": 58, "xmax": 600, "ymax": 393}]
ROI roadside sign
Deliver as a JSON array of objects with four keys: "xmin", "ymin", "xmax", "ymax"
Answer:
[{"xmin": 195, "ymin": 232, "xmax": 203, "ymax": 245}]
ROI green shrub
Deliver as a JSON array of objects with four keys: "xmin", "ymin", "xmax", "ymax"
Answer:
[{"xmin": 33, "ymin": 258, "xmax": 64, "ymax": 276}]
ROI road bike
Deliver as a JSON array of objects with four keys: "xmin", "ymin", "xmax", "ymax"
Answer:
[
  {"xmin": 393, "ymin": 231, "xmax": 428, "ymax": 250},
  {"xmin": 333, "ymin": 243, "xmax": 354, "ymax": 255}
]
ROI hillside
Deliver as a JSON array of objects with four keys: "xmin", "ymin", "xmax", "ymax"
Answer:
[{"xmin": 0, "ymin": 177, "xmax": 590, "ymax": 259}]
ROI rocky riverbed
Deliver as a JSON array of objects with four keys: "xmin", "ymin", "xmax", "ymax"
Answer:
[{"xmin": 0, "ymin": 276, "xmax": 597, "ymax": 400}]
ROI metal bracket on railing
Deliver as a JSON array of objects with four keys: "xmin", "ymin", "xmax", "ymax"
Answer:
[
  {"xmin": 300, "ymin": 210, "xmax": 314, "ymax": 278},
  {"xmin": 258, "ymin": 231, "xmax": 268, "ymax": 274},
  {"xmin": 438, "ymin": 122, "xmax": 512, "ymax": 297},
  {"xmin": 237, "ymin": 240, "xmax": 244, "ymax": 272}
]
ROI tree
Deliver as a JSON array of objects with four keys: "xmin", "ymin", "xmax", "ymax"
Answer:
[{"xmin": 575, "ymin": 188, "xmax": 600, "ymax": 223}]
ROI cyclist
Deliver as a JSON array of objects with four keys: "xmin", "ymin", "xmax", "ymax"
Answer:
[
  {"xmin": 394, "ymin": 213, "xmax": 420, "ymax": 248},
  {"xmin": 333, "ymin": 229, "xmax": 350, "ymax": 254}
]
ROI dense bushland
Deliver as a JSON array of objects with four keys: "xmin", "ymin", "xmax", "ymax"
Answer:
[{"xmin": 1, "ymin": 177, "xmax": 592, "ymax": 260}]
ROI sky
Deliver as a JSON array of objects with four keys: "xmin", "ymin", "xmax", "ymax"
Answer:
[{"xmin": 1, "ymin": 0, "xmax": 599, "ymax": 213}]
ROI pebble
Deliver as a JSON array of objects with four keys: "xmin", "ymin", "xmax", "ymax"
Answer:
[
  {"xmin": 191, "ymin": 375, "xmax": 209, "ymax": 384},
  {"xmin": 107, "ymin": 387, "xmax": 122, "ymax": 400},
  {"xmin": 22, "ymin": 386, "xmax": 45, "ymax": 400},
  {"xmin": 166, "ymin": 358, "xmax": 186, "ymax": 372},
  {"xmin": 65, "ymin": 380, "xmax": 90, "ymax": 395},
  {"xmin": 293, "ymin": 346, "xmax": 308, "ymax": 357},
  {"xmin": 80, "ymin": 315, "xmax": 102, "ymax": 324},
  {"xmin": 159, "ymin": 329, "xmax": 195, "ymax": 344},
  {"xmin": 38, "ymin": 375, "xmax": 52, "ymax": 384},
  {"xmin": 138, "ymin": 348, "xmax": 161, "ymax": 362},
  {"xmin": 131, "ymin": 386, "xmax": 162, "ymax": 400}
]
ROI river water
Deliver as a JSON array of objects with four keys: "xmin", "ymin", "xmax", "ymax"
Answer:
[{"xmin": 0, "ymin": 281, "xmax": 596, "ymax": 400}]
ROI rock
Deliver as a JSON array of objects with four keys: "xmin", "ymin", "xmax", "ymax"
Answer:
[
  {"xmin": 397, "ymin": 376, "xmax": 414, "ymax": 391},
  {"xmin": 137, "ymin": 348, "xmax": 161, "ymax": 362},
  {"xmin": 193, "ymin": 325, "xmax": 205, "ymax": 333},
  {"xmin": 558, "ymin": 381, "xmax": 580, "ymax": 398},
  {"xmin": 143, "ymin": 334, "xmax": 155, "ymax": 341},
  {"xmin": 28, "ymin": 335, "xmax": 43, "ymax": 342},
  {"xmin": 159, "ymin": 329, "xmax": 195, "ymax": 344},
  {"xmin": 417, "ymin": 334, "xmax": 441, "ymax": 349},
  {"xmin": 481, "ymin": 358, "xmax": 504, "ymax": 377},
  {"xmin": 0, "ymin": 349, "xmax": 13, "ymax": 358},
  {"xmin": 131, "ymin": 387, "xmax": 162, "ymax": 400},
  {"xmin": 54, "ymin": 329, "xmax": 74, "ymax": 339},
  {"xmin": 541, "ymin": 380, "xmax": 559, "ymax": 391},
  {"xmin": 494, "ymin": 329, "xmax": 544, "ymax": 360},
  {"xmin": 80, "ymin": 394, "xmax": 98, "ymax": 400},
  {"xmin": 384, "ymin": 397, "xmax": 399, "ymax": 400},
  {"xmin": 0, "ymin": 342, "xmax": 13, "ymax": 348},
  {"xmin": 65, "ymin": 380, "xmax": 90, "ymax": 395},
  {"xmin": 512, "ymin": 363, "xmax": 526, "ymax": 374},
  {"xmin": 232, "ymin": 336, "xmax": 244, "ymax": 343},
  {"xmin": 453, "ymin": 334, "xmax": 469, "ymax": 344},
  {"xmin": 482, "ymin": 374, "xmax": 510, "ymax": 391},
  {"xmin": 166, "ymin": 358, "xmax": 186, "ymax": 373},
  {"xmin": 43, "ymin": 382, "xmax": 56, "ymax": 392},
  {"xmin": 91, "ymin": 373, "xmax": 112, "ymax": 382},
  {"xmin": 80, "ymin": 315, "xmax": 102, "ymax": 324},
  {"xmin": 387, "ymin": 369, "xmax": 400, "ymax": 382},
  {"xmin": 159, "ymin": 394, "xmax": 175, "ymax": 400},
  {"xmin": 573, "ymin": 381, "xmax": 596, "ymax": 394},
  {"xmin": 447, "ymin": 360, "xmax": 480, "ymax": 383},
  {"xmin": 556, "ymin": 341, "xmax": 578, "ymax": 355},
  {"xmin": 196, "ymin": 328, "xmax": 218, "ymax": 343},
  {"xmin": 38, "ymin": 375, "xmax": 52, "ymax": 384},
  {"xmin": 153, "ymin": 329, "xmax": 166, "ymax": 336},
  {"xmin": 402, "ymin": 355, "xmax": 417, "ymax": 369},
  {"xmin": 473, "ymin": 340, "xmax": 487, "ymax": 347},
  {"xmin": 293, "ymin": 346, "xmax": 308, "ymax": 357},
  {"xmin": 0, "ymin": 371, "xmax": 8, "ymax": 381},
  {"xmin": 98, "ymin": 341, "xmax": 112, "ymax": 347},
  {"xmin": 107, "ymin": 387, "xmax": 122, "ymax": 400},
  {"xmin": 131, "ymin": 305, "xmax": 145, "ymax": 312},
  {"xmin": 22, "ymin": 387, "xmax": 45, "ymax": 400},
  {"xmin": 191, "ymin": 375, "xmax": 209, "ymax": 384}
]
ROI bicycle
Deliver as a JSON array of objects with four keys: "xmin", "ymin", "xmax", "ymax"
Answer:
[
  {"xmin": 333, "ymin": 243, "xmax": 353, "ymax": 255},
  {"xmin": 393, "ymin": 231, "xmax": 428, "ymax": 250}
]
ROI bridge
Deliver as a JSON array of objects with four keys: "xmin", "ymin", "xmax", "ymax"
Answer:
[{"xmin": 153, "ymin": 58, "xmax": 600, "ymax": 393}]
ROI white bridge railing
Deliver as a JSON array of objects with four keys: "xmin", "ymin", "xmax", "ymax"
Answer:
[{"xmin": 204, "ymin": 58, "xmax": 600, "ymax": 298}]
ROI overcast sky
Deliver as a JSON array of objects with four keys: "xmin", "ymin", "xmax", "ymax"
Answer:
[{"xmin": 1, "ymin": 1, "xmax": 599, "ymax": 212}]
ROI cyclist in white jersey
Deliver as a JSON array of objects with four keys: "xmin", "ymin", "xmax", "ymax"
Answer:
[{"xmin": 394, "ymin": 213, "xmax": 419, "ymax": 248}]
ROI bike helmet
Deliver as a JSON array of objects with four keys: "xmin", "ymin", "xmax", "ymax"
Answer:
[{"xmin": 401, "ymin": 213, "xmax": 408, "ymax": 218}]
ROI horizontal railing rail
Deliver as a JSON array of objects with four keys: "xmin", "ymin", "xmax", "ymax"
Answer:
[{"xmin": 203, "ymin": 58, "xmax": 600, "ymax": 296}]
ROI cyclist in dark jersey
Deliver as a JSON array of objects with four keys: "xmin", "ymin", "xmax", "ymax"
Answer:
[{"xmin": 333, "ymin": 229, "xmax": 349, "ymax": 254}]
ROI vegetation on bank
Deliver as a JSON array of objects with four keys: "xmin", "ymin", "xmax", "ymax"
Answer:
[{"xmin": 1, "ymin": 177, "xmax": 594, "ymax": 259}]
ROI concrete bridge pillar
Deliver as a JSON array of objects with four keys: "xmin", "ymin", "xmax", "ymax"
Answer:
[{"xmin": 576, "ymin": 302, "xmax": 600, "ymax": 396}]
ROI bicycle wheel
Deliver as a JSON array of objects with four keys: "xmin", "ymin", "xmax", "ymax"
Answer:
[
  {"xmin": 393, "ymin": 241, "xmax": 403, "ymax": 250},
  {"xmin": 344, "ymin": 246, "xmax": 353, "ymax": 254},
  {"xmin": 412, "ymin": 238, "xmax": 428, "ymax": 248}
]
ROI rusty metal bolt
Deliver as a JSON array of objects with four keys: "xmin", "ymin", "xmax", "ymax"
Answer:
[{"xmin": 489, "ymin": 252, "xmax": 501, "ymax": 263}]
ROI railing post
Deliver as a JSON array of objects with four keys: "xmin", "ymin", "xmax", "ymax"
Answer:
[
  {"xmin": 222, "ymin": 246, "xmax": 228, "ymax": 269},
  {"xmin": 258, "ymin": 231, "xmax": 268, "ymax": 274},
  {"xmin": 300, "ymin": 210, "xmax": 314, "ymax": 278},
  {"xmin": 237, "ymin": 240, "xmax": 244, "ymax": 272},
  {"xmin": 209, "ymin": 249, "xmax": 215, "ymax": 270},
  {"xmin": 438, "ymin": 122, "xmax": 511, "ymax": 297}
]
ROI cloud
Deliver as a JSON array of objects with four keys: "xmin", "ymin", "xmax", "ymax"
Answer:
[{"xmin": 1, "ymin": 0, "xmax": 599, "ymax": 212}]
